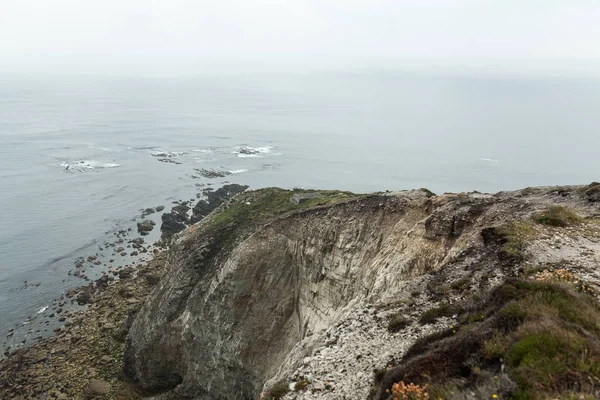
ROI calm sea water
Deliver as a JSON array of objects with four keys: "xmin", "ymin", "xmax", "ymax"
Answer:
[{"xmin": 1, "ymin": 71, "xmax": 599, "ymax": 347}]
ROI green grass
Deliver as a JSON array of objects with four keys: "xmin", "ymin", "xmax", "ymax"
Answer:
[
  {"xmin": 419, "ymin": 304, "xmax": 457, "ymax": 325},
  {"xmin": 267, "ymin": 381, "xmax": 291, "ymax": 399},
  {"xmin": 203, "ymin": 188, "xmax": 358, "ymax": 230},
  {"xmin": 387, "ymin": 313, "xmax": 410, "ymax": 333},
  {"xmin": 533, "ymin": 205, "xmax": 582, "ymax": 227},
  {"xmin": 495, "ymin": 222, "xmax": 535, "ymax": 260},
  {"xmin": 371, "ymin": 278, "xmax": 600, "ymax": 400}
]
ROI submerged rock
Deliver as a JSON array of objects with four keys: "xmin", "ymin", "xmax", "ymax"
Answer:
[{"xmin": 137, "ymin": 220, "xmax": 155, "ymax": 235}]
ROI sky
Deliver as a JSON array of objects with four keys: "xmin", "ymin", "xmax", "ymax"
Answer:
[{"xmin": 1, "ymin": 0, "xmax": 600, "ymax": 77}]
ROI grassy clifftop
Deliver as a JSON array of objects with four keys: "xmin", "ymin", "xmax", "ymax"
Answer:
[{"xmin": 369, "ymin": 204, "xmax": 600, "ymax": 400}]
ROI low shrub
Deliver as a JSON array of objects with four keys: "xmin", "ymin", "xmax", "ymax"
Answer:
[
  {"xmin": 388, "ymin": 381, "xmax": 429, "ymax": 400},
  {"xmin": 388, "ymin": 314, "xmax": 410, "ymax": 333},
  {"xmin": 419, "ymin": 304, "xmax": 457, "ymax": 325},
  {"xmin": 293, "ymin": 380, "xmax": 309, "ymax": 391},
  {"xmin": 267, "ymin": 381, "xmax": 290, "ymax": 399},
  {"xmin": 370, "ymin": 277, "xmax": 600, "ymax": 400},
  {"xmin": 450, "ymin": 277, "xmax": 471, "ymax": 291},
  {"xmin": 533, "ymin": 206, "xmax": 581, "ymax": 227}
]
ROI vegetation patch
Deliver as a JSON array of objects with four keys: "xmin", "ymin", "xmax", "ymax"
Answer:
[
  {"xmin": 493, "ymin": 222, "xmax": 535, "ymax": 261},
  {"xmin": 419, "ymin": 304, "xmax": 458, "ymax": 325},
  {"xmin": 388, "ymin": 381, "xmax": 430, "ymax": 400},
  {"xmin": 388, "ymin": 313, "xmax": 410, "ymax": 333},
  {"xmin": 370, "ymin": 277, "xmax": 600, "ymax": 400},
  {"xmin": 204, "ymin": 188, "xmax": 358, "ymax": 230},
  {"xmin": 419, "ymin": 188, "xmax": 436, "ymax": 197},
  {"xmin": 533, "ymin": 205, "xmax": 582, "ymax": 227},
  {"xmin": 293, "ymin": 379, "xmax": 310, "ymax": 391},
  {"xmin": 374, "ymin": 368, "xmax": 388, "ymax": 384},
  {"xmin": 264, "ymin": 380, "xmax": 290, "ymax": 399},
  {"xmin": 449, "ymin": 277, "xmax": 471, "ymax": 291}
]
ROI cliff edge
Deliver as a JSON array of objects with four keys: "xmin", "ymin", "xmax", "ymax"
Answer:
[{"xmin": 123, "ymin": 185, "xmax": 600, "ymax": 399}]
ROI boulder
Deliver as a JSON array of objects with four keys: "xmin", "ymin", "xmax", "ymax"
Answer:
[
  {"xmin": 137, "ymin": 220, "xmax": 155, "ymax": 235},
  {"xmin": 290, "ymin": 192, "xmax": 322, "ymax": 205},
  {"xmin": 84, "ymin": 379, "xmax": 111, "ymax": 396}
]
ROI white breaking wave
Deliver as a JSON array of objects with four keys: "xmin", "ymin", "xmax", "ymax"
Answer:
[
  {"xmin": 479, "ymin": 158, "xmax": 499, "ymax": 163},
  {"xmin": 87, "ymin": 145, "xmax": 113, "ymax": 152},
  {"xmin": 37, "ymin": 306, "xmax": 48, "ymax": 314},
  {"xmin": 151, "ymin": 151, "xmax": 186, "ymax": 157},
  {"xmin": 229, "ymin": 169, "xmax": 249, "ymax": 174},
  {"xmin": 60, "ymin": 160, "xmax": 121, "ymax": 172},
  {"xmin": 233, "ymin": 146, "xmax": 273, "ymax": 158}
]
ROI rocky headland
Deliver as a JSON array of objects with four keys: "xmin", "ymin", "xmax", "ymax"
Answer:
[{"xmin": 2, "ymin": 184, "xmax": 600, "ymax": 400}]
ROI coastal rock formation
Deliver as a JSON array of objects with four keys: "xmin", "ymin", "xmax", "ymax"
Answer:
[
  {"xmin": 160, "ymin": 185, "xmax": 248, "ymax": 240},
  {"xmin": 123, "ymin": 186, "xmax": 600, "ymax": 399}
]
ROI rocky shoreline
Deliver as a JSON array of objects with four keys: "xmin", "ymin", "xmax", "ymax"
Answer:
[
  {"xmin": 1, "ymin": 183, "xmax": 249, "ymax": 357},
  {"xmin": 2, "ymin": 184, "xmax": 600, "ymax": 400},
  {"xmin": 0, "ymin": 251, "xmax": 168, "ymax": 399}
]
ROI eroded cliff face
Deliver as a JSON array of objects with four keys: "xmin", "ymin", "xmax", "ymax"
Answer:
[{"xmin": 123, "ymin": 185, "xmax": 600, "ymax": 400}]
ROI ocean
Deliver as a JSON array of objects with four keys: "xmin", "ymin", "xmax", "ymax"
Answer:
[{"xmin": 1, "ymin": 71, "xmax": 599, "ymax": 350}]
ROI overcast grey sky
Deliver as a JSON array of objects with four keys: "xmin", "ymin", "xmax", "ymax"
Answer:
[{"xmin": 2, "ymin": 0, "xmax": 600, "ymax": 76}]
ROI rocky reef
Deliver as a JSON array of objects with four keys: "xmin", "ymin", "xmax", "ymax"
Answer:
[{"xmin": 2, "ymin": 184, "xmax": 600, "ymax": 400}]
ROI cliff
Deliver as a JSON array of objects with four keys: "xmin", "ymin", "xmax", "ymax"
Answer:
[{"xmin": 122, "ymin": 184, "xmax": 600, "ymax": 400}]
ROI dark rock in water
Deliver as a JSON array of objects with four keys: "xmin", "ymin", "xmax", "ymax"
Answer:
[
  {"xmin": 87, "ymin": 255, "xmax": 97, "ymax": 262},
  {"xmin": 160, "ymin": 184, "xmax": 248, "ymax": 239},
  {"xmin": 157, "ymin": 158, "xmax": 182, "ymax": 165},
  {"xmin": 237, "ymin": 147, "xmax": 260, "ymax": 155},
  {"xmin": 116, "ymin": 247, "xmax": 125, "ymax": 253},
  {"xmin": 96, "ymin": 275, "xmax": 110, "ymax": 291},
  {"xmin": 191, "ymin": 184, "xmax": 249, "ymax": 223},
  {"xmin": 172, "ymin": 204, "xmax": 190, "ymax": 218},
  {"xmin": 160, "ymin": 215, "xmax": 187, "ymax": 238},
  {"xmin": 191, "ymin": 201, "xmax": 213, "ymax": 221},
  {"xmin": 160, "ymin": 203, "xmax": 191, "ymax": 238},
  {"xmin": 290, "ymin": 192, "xmax": 322, "ymax": 205},
  {"xmin": 194, "ymin": 168, "xmax": 231, "ymax": 179},
  {"xmin": 76, "ymin": 285, "xmax": 95, "ymax": 305},
  {"xmin": 156, "ymin": 205, "xmax": 165, "ymax": 212},
  {"xmin": 141, "ymin": 208, "xmax": 155, "ymax": 217},
  {"xmin": 137, "ymin": 220, "xmax": 155, "ymax": 234}
]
